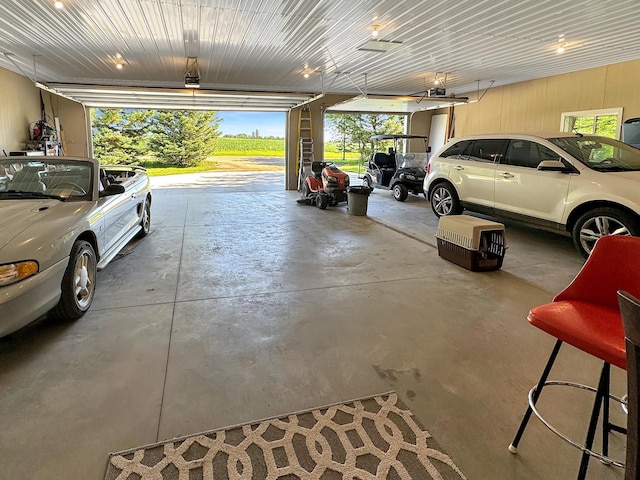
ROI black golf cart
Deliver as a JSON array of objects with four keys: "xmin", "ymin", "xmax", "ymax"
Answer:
[{"xmin": 360, "ymin": 134, "xmax": 430, "ymax": 201}]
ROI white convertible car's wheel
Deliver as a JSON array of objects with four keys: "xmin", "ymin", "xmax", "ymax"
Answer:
[
  {"xmin": 136, "ymin": 196, "xmax": 151, "ymax": 238},
  {"xmin": 49, "ymin": 240, "xmax": 97, "ymax": 320}
]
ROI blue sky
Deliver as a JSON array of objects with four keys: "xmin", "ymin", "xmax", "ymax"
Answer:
[{"xmin": 218, "ymin": 111, "xmax": 285, "ymax": 137}]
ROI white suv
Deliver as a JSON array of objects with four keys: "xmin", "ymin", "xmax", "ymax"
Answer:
[{"xmin": 424, "ymin": 133, "xmax": 640, "ymax": 257}]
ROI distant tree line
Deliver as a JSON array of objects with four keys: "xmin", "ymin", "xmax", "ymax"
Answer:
[{"xmin": 223, "ymin": 133, "xmax": 284, "ymax": 139}]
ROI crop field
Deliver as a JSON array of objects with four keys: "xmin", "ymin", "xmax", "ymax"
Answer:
[
  {"xmin": 215, "ymin": 137, "xmax": 359, "ymax": 159},
  {"xmin": 215, "ymin": 137, "xmax": 285, "ymax": 156}
]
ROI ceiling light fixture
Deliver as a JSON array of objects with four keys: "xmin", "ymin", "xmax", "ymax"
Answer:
[
  {"xmin": 114, "ymin": 54, "xmax": 125, "ymax": 70},
  {"xmin": 304, "ymin": 72, "xmax": 310, "ymax": 79},
  {"xmin": 427, "ymin": 72, "xmax": 447, "ymax": 96},
  {"xmin": 54, "ymin": 1, "xmax": 64, "ymax": 8},
  {"xmin": 434, "ymin": 72, "xmax": 447, "ymax": 86},
  {"xmin": 371, "ymin": 25, "xmax": 379, "ymax": 38},
  {"xmin": 556, "ymin": 34, "xmax": 566, "ymax": 54}
]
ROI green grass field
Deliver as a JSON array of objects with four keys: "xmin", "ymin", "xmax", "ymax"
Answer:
[{"xmin": 138, "ymin": 159, "xmax": 221, "ymax": 176}]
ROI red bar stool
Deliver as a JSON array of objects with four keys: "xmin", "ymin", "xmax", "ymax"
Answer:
[{"xmin": 509, "ymin": 235, "xmax": 640, "ymax": 479}]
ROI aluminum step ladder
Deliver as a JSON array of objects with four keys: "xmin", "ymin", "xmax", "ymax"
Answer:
[{"xmin": 297, "ymin": 107, "xmax": 314, "ymax": 191}]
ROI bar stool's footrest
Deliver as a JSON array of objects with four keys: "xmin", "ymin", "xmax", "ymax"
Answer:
[{"xmin": 524, "ymin": 380, "xmax": 627, "ymax": 468}]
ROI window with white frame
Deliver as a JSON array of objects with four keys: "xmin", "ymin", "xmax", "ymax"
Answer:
[{"xmin": 560, "ymin": 108, "xmax": 623, "ymax": 139}]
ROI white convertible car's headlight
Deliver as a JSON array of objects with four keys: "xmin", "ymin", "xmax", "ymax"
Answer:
[{"xmin": 0, "ymin": 261, "xmax": 39, "ymax": 287}]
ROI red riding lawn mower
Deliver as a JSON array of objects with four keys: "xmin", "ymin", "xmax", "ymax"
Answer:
[{"xmin": 297, "ymin": 161, "xmax": 350, "ymax": 209}]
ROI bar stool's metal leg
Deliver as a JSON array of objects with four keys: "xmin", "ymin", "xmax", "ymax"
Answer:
[
  {"xmin": 602, "ymin": 363, "xmax": 611, "ymax": 459},
  {"xmin": 509, "ymin": 340, "xmax": 563, "ymax": 453},
  {"xmin": 577, "ymin": 362, "xmax": 609, "ymax": 480}
]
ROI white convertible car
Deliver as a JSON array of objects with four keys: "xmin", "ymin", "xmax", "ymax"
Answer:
[{"xmin": 0, "ymin": 156, "xmax": 151, "ymax": 337}]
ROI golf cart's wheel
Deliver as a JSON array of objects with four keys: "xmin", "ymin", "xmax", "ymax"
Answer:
[
  {"xmin": 393, "ymin": 184, "xmax": 409, "ymax": 202},
  {"xmin": 430, "ymin": 182, "xmax": 462, "ymax": 217},
  {"xmin": 49, "ymin": 240, "xmax": 97, "ymax": 320},
  {"xmin": 136, "ymin": 196, "xmax": 151, "ymax": 239},
  {"xmin": 572, "ymin": 207, "xmax": 639, "ymax": 258},
  {"xmin": 316, "ymin": 193, "xmax": 329, "ymax": 210},
  {"xmin": 362, "ymin": 175, "xmax": 373, "ymax": 190}
]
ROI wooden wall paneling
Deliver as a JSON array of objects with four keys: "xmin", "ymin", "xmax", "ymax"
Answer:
[
  {"xmin": 0, "ymin": 68, "xmax": 40, "ymax": 155},
  {"xmin": 451, "ymin": 60, "xmax": 640, "ymax": 137},
  {"xmin": 545, "ymin": 68, "xmax": 607, "ymax": 115},
  {"xmin": 499, "ymin": 79, "xmax": 550, "ymax": 133},
  {"xmin": 453, "ymin": 86, "xmax": 504, "ymax": 136},
  {"xmin": 56, "ymin": 98, "xmax": 87, "ymax": 156},
  {"xmin": 603, "ymin": 61, "xmax": 640, "ymax": 120}
]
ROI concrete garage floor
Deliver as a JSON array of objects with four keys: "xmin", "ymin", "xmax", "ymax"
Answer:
[{"xmin": 0, "ymin": 171, "xmax": 629, "ymax": 479}]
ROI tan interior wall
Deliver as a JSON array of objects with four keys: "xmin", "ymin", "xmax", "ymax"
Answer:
[
  {"xmin": 453, "ymin": 59, "xmax": 640, "ymax": 137},
  {"xmin": 42, "ymin": 92, "xmax": 88, "ymax": 156},
  {"xmin": 0, "ymin": 66, "xmax": 88, "ymax": 157},
  {"xmin": 408, "ymin": 111, "xmax": 432, "ymax": 136},
  {"xmin": 0, "ymin": 68, "xmax": 40, "ymax": 154},
  {"xmin": 407, "ymin": 110, "xmax": 433, "ymax": 152}
]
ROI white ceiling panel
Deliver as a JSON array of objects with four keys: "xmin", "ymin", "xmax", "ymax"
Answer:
[{"xmin": 0, "ymin": 0, "xmax": 639, "ymax": 110}]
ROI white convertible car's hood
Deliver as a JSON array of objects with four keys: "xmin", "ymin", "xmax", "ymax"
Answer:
[
  {"xmin": 0, "ymin": 201, "xmax": 61, "ymax": 251},
  {"xmin": 0, "ymin": 200, "xmax": 89, "ymax": 254}
]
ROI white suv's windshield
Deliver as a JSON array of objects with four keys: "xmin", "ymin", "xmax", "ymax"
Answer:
[{"xmin": 547, "ymin": 136, "xmax": 640, "ymax": 172}]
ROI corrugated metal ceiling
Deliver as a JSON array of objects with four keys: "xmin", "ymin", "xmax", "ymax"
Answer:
[{"xmin": 1, "ymin": 0, "xmax": 639, "ymax": 110}]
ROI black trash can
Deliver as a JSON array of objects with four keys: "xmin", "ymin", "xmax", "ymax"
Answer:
[{"xmin": 347, "ymin": 186, "xmax": 372, "ymax": 216}]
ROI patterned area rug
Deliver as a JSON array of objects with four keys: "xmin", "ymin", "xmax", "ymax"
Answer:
[{"xmin": 104, "ymin": 392, "xmax": 466, "ymax": 480}]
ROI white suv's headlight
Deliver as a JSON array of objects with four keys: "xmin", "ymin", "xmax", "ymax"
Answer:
[{"xmin": 0, "ymin": 261, "xmax": 39, "ymax": 287}]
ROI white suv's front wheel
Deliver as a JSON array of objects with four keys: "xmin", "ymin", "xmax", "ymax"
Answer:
[
  {"xmin": 572, "ymin": 207, "xmax": 640, "ymax": 258},
  {"xmin": 430, "ymin": 182, "xmax": 462, "ymax": 217}
]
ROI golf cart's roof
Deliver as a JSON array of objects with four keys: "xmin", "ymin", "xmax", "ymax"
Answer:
[{"xmin": 370, "ymin": 134, "xmax": 429, "ymax": 141}]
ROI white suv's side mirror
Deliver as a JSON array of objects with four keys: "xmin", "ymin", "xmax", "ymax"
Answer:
[{"xmin": 537, "ymin": 160, "xmax": 570, "ymax": 172}]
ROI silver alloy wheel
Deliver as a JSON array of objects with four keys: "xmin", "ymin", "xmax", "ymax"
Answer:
[
  {"xmin": 578, "ymin": 215, "xmax": 630, "ymax": 255},
  {"xmin": 73, "ymin": 248, "xmax": 96, "ymax": 309},
  {"xmin": 141, "ymin": 200, "xmax": 150, "ymax": 232},
  {"xmin": 393, "ymin": 183, "xmax": 408, "ymax": 201},
  {"xmin": 432, "ymin": 185, "xmax": 454, "ymax": 215}
]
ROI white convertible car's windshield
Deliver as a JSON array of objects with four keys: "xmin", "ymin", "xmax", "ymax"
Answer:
[{"xmin": 0, "ymin": 159, "xmax": 93, "ymax": 200}]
